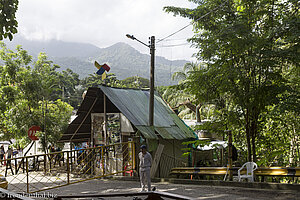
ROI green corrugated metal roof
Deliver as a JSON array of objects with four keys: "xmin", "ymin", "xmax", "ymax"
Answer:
[
  {"xmin": 170, "ymin": 114, "xmax": 196, "ymax": 138},
  {"xmin": 136, "ymin": 126, "xmax": 158, "ymax": 139},
  {"xmin": 165, "ymin": 126, "xmax": 186, "ymax": 140},
  {"xmin": 99, "ymin": 86, "xmax": 196, "ymax": 140},
  {"xmin": 155, "ymin": 127, "xmax": 174, "ymax": 139},
  {"xmin": 101, "ymin": 86, "xmax": 174, "ymax": 127}
]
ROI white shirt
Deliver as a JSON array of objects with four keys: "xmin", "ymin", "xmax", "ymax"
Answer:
[
  {"xmin": 7, "ymin": 149, "xmax": 12, "ymax": 157},
  {"xmin": 139, "ymin": 151, "xmax": 152, "ymax": 171}
]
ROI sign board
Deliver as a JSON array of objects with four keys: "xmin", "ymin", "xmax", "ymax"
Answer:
[{"xmin": 28, "ymin": 126, "xmax": 41, "ymax": 140}]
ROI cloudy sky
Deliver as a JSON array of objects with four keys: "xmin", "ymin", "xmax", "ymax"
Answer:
[{"xmin": 16, "ymin": 0, "xmax": 197, "ymax": 61}]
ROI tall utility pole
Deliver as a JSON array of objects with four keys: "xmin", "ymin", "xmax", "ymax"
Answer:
[
  {"xmin": 149, "ymin": 36, "xmax": 155, "ymax": 126},
  {"xmin": 126, "ymin": 34, "xmax": 155, "ymax": 126}
]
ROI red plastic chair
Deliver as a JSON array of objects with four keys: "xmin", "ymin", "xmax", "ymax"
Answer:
[{"xmin": 123, "ymin": 165, "xmax": 133, "ymax": 176}]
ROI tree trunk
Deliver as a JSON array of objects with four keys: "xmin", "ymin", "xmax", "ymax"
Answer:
[
  {"xmin": 290, "ymin": 124, "xmax": 297, "ymax": 166},
  {"xmin": 251, "ymin": 111, "xmax": 259, "ymax": 162},
  {"xmin": 252, "ymin": 138, "xmax": 256, "ymax": 162},
  {"xmin": 290, "ymin": 137, "xmax": 294, "ymax": 165},
  {"xmin": 175, "ymin": 99, "xmax": 202, "ymax": 122},
  {"xmin": 251, "ymin": 121, "xmax": 257, "ymax": 162},
  {"xmin": 297, "ymin": 136, "xmax": 300, "ymax": 167},
  {"xmin": 181, "ymin": 99, "xmax": 197, "ymax": 112},
  {"xmin": 196, "ymin": 104, "xmax": 201, "ymax": 123},
  {"xmin": 245, "ymin": 109, "xmax": 252, "ymax": 162}
]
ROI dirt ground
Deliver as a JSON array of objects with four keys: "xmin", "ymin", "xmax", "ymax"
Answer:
[{"xmin": 46, "ymin": 179, "xmax": 299, "ymax": 200}]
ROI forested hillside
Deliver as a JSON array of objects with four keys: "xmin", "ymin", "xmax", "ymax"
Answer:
[{"xmin": 5, "ymin": 36, "xmax": 188, "ymax": 85}]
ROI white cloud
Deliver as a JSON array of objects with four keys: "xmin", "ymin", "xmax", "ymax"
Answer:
[{"xmin": 16, "ymin": 0, "xmax": 198, "ymax": 61}]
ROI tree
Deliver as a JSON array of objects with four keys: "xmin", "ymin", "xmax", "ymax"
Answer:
[
  {"xmin": 171, "ymin": 63, "xmax": 202, "ymax": 122},
  {"xmin": 81, "ymin": 74, "xmax": 152, "ymax": 90},
  {"xmin": 0, "ymin": 0, "xmax": 19, "ymax": 40},
  {"xmin": 56, "ymin": 68, "xmax": 81, "ymax": 108},
  {"xmin": 0, "ymin": 43, "xmax": 33, "ymax": 142},
  {"xmin": 0, "ymin": 43, "xmax": 74, "ymax": 151},
  {"xmin": 36, "ymin": 99, "xmax": 73, "ymax": 151},
  {"xmin": 165, "ymin": 0, "xmax": 299, "ymax": 162},
  {"xmin": 120, "ymin": 76, "xmax": 150, "ymax": 89}
]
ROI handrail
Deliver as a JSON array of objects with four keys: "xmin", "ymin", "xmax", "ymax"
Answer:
[{"xmin": 4, "ymin": 141, "xmax": 134, "ymax": 160}]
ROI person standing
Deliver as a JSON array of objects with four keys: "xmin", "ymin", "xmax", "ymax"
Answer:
[
  {"xmin": 138, "ymin": 145, "xmax": 152, "ymax": 192},
  {"xmin": 0, "ymin": 145, "xmax": 4, "ymax": 165},
  {"xmin": 5, "ymin": 146, "xmax": 14, "ymax": 176},
  {"xmin": 6, "ymin": 146, "xmax": 13, "ymax": 163}
]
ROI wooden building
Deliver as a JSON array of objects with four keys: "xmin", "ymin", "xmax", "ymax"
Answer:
[{"xmin": 59, "ymin": 86, "xmax": 197, "ymax": 177}]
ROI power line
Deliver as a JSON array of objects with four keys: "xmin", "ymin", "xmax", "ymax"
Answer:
[
  {"xmin": 156, "ymin": 43, "xmax": 190, "ymax": 48},
  {"xmin": 157, "ymin": 24, "xmax": 191, "ymax": 44},
  {"xmin": 159, "ymin": 38, "xmax": 190, "ymax": 41},
  {"xmin": 157, "ymin": 1, "xmax": 227, "ymax": 43}
]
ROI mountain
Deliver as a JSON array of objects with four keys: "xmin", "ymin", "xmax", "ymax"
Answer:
[
  {"xmin": 4, "ymin": 36, "xmax": 189, "ymax": 86},
  {"xmin": 6, "ymin": 36, "xmax": 100, "ymax": 58}
]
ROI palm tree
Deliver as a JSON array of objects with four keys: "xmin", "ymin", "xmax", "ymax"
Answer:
[{"xmin": 168, "ymin": 63, "xmax": 203, "ymax": 122}]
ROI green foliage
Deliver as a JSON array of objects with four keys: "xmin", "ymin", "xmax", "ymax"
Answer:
[
  {"xmin": 81, "ymin": 74, "xmax": 150, "ymax": 90},
  {"xmin": 120, "ymin": 76, "xmax": 150, "ymax": 89},
  {"xmin": 157, "ymin": 84, "xmax": 196, "ymax": 119},
  {"xmin": 158, "ymin": 62, "xmax": 221, "ymax": 122},
  {"xmin": 36, "ymin": 99, "xmax": 73, "ymax": 150},
  {"xmin": 164, "ymin": 0, "xmax": 299, "ymax": 165},
  {"xmin": 0, "ymin": 43, "xmax": 75, "ymax": 150},
  {"xmin": 0, "ymin": 0, "xmax": 19, "ymax": 40}
]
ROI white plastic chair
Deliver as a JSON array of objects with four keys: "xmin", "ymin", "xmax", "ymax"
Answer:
[{"xmin": 238, "ymin": 162, "xmax": 258, "ymax": 182}]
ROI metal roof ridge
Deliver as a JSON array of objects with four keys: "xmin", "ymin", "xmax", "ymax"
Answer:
[{"xmin": 99, "ymin": 84, "xmax": 151, "ymax": 91}]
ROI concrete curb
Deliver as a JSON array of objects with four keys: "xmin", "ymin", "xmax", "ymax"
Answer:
[{"xmin": 108, "ymin": 176, "xmax": 300, "ymax": 191}]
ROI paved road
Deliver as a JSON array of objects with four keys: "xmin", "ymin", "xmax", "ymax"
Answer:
[{"xmin": 46, "ymin": 179, "xmax": 299, "ymax": 200}]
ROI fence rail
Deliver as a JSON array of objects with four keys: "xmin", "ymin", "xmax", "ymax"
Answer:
[{"xmin": 1, "ymin": 141, "xmax": 135, "ymax": 193}]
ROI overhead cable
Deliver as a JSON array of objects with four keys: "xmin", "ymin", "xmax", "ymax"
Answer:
[
  {"xmin": 157, "ymin": 43, "xmax": 190, "ymax": 48},
  {"xmin": 157, "ymin": 1, "xmax": 227, "ymax": 43}
]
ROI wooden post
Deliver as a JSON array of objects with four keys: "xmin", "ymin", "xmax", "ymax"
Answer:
[
  {"xmin": 26, "ymin": 157, "xmax": 29, "ymax": 193},
  {"xmin": 15, "ymin": 158, "xmax": 17, "ymax": 175},
  {"xmin": 44, "ymin": 155, "xmax": 46, "ymax": 173},
  {"xmin": 69, "ymin": 142, "xmax": 72, "ymax": 165},
  {"xmin": 101, "ymin": 147, "xmax": 105, "ymax": 176},
  {"xmin": 131, "ymin": 141, "xmax": 135, "ymax": 170},
  {"xmin": 228, "ymin": 130, "xmax": 233, "ymax": 181},
  {"xmin": 67, "ymin": 152, "xmax": 70, "ymax": 184},
  {"xmin": 91, "ymin": 126, "xmax": 94, "ymax": 148},
  {"xmin": 103, "ymin": 94, "xmax": 108, "ymax": 145}
]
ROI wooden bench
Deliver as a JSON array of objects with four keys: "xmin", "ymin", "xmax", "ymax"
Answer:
[{"xmin": 170, "ymin": 167, "xmax": 300, "ymax": 181}]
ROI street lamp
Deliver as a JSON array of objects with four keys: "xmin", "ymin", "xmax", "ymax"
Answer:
[{"xmin": 126, "ymin": 34, "xmax": 155, "ymax": 126}]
